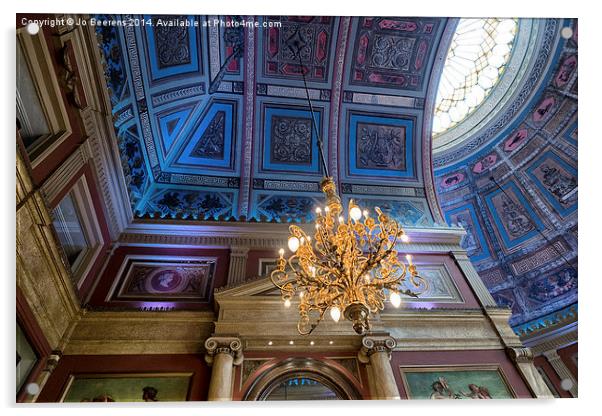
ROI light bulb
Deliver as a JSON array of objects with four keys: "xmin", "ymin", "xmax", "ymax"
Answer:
[
  {"xmin": 406, "ymin": 254, "xmax": 413, "ymax": 265},
  {"xmin": 350, "ymin": 206, "xmax": 362, "ymax": 221},
  {"xmin": 364, "ymin": 274, "xmax": 370, "ymax": 283},
  {"xmin": 306, "ymin": 236, "xmax": 311, "ymax": 242},
  {"xmin": 363, "ymin": 209, "xmax": 369, "ymax": 218},
  {"xmin": 310, "ymin": 341, "xmax": 315, "ymax": 346},
  {"xmin": 330, "ymin": 306, "xmax": 341, "ymax": 322},
  {"xmin": 284, "ymin": 298, "xmax": 291, "ymax": 308},
  {"xmin": 315, "ymin": 223, "xmax": 320, "ymax": 229},
  {"xmin": 278, "ymin": 248, "xmax": 285, "ymax": 257},
  {"xmin": 338, "ymin": 216, "xmax": 344, "ymax": 224},
  {"xmin": 316, "ymin": 207, "xmax": 322, "ymax": 214},
  {"xmin": 288, "ymin": 236, "xmax": 300, "ymax": 252},
  {"xmin": 299, "ymin": 291, "xmax": 304, "ymax": 298},
  {"xmin": 400, "ymin": 234, "xmax": 409, "ymax": 243},
  {"xmin": 324, "ymin": 206, "xmax": 330, "ymax": 213},
  {"xmin": 300, "ymin": 237, "xmax": 305, "ymax": 245},
  {"xmin": 390, "ymin": 292, "xmax": 402, "ymax": 308}
]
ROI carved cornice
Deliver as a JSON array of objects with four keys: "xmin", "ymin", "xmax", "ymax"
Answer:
[
  {"xmin": 120, "ymin": 223, "xmax": 466, "ymax": 251},
  {"xmin": 205, "ymin": 337, "xmax": 244, "ymax": 366},
  {"xmin": 357, "ymin": 334, "xmax": 396, "ymax": 363}
]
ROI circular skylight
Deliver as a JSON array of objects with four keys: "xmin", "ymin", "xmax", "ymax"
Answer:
[{"xmin": 432, "ymin": 18, "xmax": 518, "ymax": 135}]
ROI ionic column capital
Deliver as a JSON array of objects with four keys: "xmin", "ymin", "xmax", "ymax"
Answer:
[
  {"xmin": 204, "ymin": 337, "xmax": 244, "ymax": 366},
  {"xmin": 357, "ymin": 334, "xmax": 396, "ymax": 364}
]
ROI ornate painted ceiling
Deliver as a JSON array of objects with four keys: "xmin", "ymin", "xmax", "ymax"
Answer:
[
  {"xmin": 95, "ymin": 16, "xmax": 577, "ymax": 330},
  {"xmin": 96, "ymin": 15, "xmax": 450, "ymax": 227},
  {"xmin": 433, "ymin": 18, "xmax": 578, "ymax": 328}
]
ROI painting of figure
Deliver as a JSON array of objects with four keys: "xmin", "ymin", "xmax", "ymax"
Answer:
[
  {"xmin": 61, "ymin": 373, "xmax": 191, "ymax": 402},
  {"xmin": 400, "ymin": 367, "xmax": 514, "ymax": 399}
]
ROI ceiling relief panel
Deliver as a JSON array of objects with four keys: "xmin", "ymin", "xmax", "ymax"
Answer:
[
  {"xmin": 345, "ymin": 17, "xmax": 445, "ymax": 97},
  {"xmin": 433, "ymin": 19, "xmax": 577, "ymax": 328},
  {"xmin": 143, "ymin": 15, "xmax": 202, "ymax": 81},
  {"xmin": 258, "ymin": 16, "xmax": 337, "ymax": 87}
]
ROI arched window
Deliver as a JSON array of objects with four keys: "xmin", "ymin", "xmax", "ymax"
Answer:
[
  {"xmin": 263, "ymin": 374, "xmax": 341, "ymax": 401},
  {"xmin": 243, "ymin": 358, "xmax": 362, "ymax": 401}
]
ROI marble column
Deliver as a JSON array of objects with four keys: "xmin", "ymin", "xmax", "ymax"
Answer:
[
  {"xmin": 227, "ymin": 247, "xmax": 249, "ymax": 286},
  {"xmin": 507, "ymin": 347, "xmax": 555, "ymax": 398},
  {"xmin": 357, "ymin": 334, "xmax": 400, "ymax": 400},
  {"xmin": 543, "ymin": 349, "xmax": 578, "ymax": 397},
  {"xmin": 204, "ymin": 337, "xmax": 243, "ymax": 401}
]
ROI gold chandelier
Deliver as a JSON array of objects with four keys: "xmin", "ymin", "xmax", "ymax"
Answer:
[
  {"xmin": 270, "ymin": 177, "xmax": 428, "ymax": 335},
  {"xmin": 270, "ymin": 52, "xmax": 427, "ymax": 335}
]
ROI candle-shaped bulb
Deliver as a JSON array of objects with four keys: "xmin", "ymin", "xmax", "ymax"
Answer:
[
  {"xmin": 330, "ymin": 306, "xmax": 341, "ymax": 322},
  {"xmin": 315, "ymin": 207, "xmax": 322, "ymax": 214},
  {"xmin": 390, "ymin": 292, "xmax": 402, "ymax": 308},
  {"xmin": 278, "ymin": 248, "xmax": 285, "ymax": 257},
  {"xmin": 288, "ymin": 236, "xmax": 300, "ymax": 252},
  {"xmin": 401, "ymin": 234, "xmax": 410, "ymax": 243},
  {"xmin": 338, "ymin": 216, "xmax": 344, "ymax": 224},
  {"xmin": 406, "ymin": 254, "xmax": 413, "ymax": 265},
  {"xmin": 350, "ymin": 206, "xmax": 362, "ymax": 222},
  {"xmin": 284, "ymin": 298, "xmax": 291, "ymax": 308},
  {"xmin": 363, "ymin": 209, "xmax": 369, "ymax": 218},
  {"xmin": 324, "ymin": 206, "xmax": 330, "ymax": 213}
]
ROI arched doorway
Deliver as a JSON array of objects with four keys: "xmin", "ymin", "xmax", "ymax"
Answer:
[{"xmin": 243, "ymin": 357, "xmax": 362, "ymax": 401}]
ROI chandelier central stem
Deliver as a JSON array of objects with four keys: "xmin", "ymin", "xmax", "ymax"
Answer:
[{"xmin": 298, "ymin": 51, "xmax": 329, "ymax": 177}]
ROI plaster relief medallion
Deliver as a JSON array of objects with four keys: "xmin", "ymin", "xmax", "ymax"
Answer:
[
  {"xmin": 439, "ymin": 172, "xmax": 466, "ymax": 189},
  {"xmin": 472, "ymin": 153, "xmax": 498, "ymax": 174},
  {"xmin": 114, "ymin": 258, "xmax": 217, "ymax": 302},
  {"xmin": 554, "ymin": 55, "xmax": 577, "ymax": 88},
  {"xmin": 503, "ymin": 128, "xmax": 528, "ymax": 152},
  {"xmin": 532, "ymin": 96, "xmax": 556, "ymax": 124}
]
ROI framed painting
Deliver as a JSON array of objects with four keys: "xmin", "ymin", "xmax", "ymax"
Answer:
[
  {"xmin": 399, "ymin": 365, "xmax": 515, "ymax": 399},
  {"xmin": 60, "ymin": 373, "xmax": 192, "ymax": 402}
]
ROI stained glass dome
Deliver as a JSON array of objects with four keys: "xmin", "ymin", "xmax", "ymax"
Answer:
[{"xmin": 432, "ymin": 18, "xmax": 518, "ymax": 135}]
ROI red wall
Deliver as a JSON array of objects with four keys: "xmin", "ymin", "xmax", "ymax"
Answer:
[
  {"xmin": 37, "ymin": 354, "xmax": 211, "ymax": 402},
  {"xmin": 391, "ymin": 350, "xmax": 534, "ymax": 399}
]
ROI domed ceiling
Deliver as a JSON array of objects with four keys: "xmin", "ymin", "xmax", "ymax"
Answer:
[
  {"xmin": 433, "ymin": 18, "xmax": 577, "ymax": 330},
  {"xmin": 96, "ymin": 16, "xmax": 577, "ymax": 331}
]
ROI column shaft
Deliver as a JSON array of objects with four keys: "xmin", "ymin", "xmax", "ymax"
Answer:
[{"xmin": 207, "ymin": 353, "xmax": 235, "ymax": 401}]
